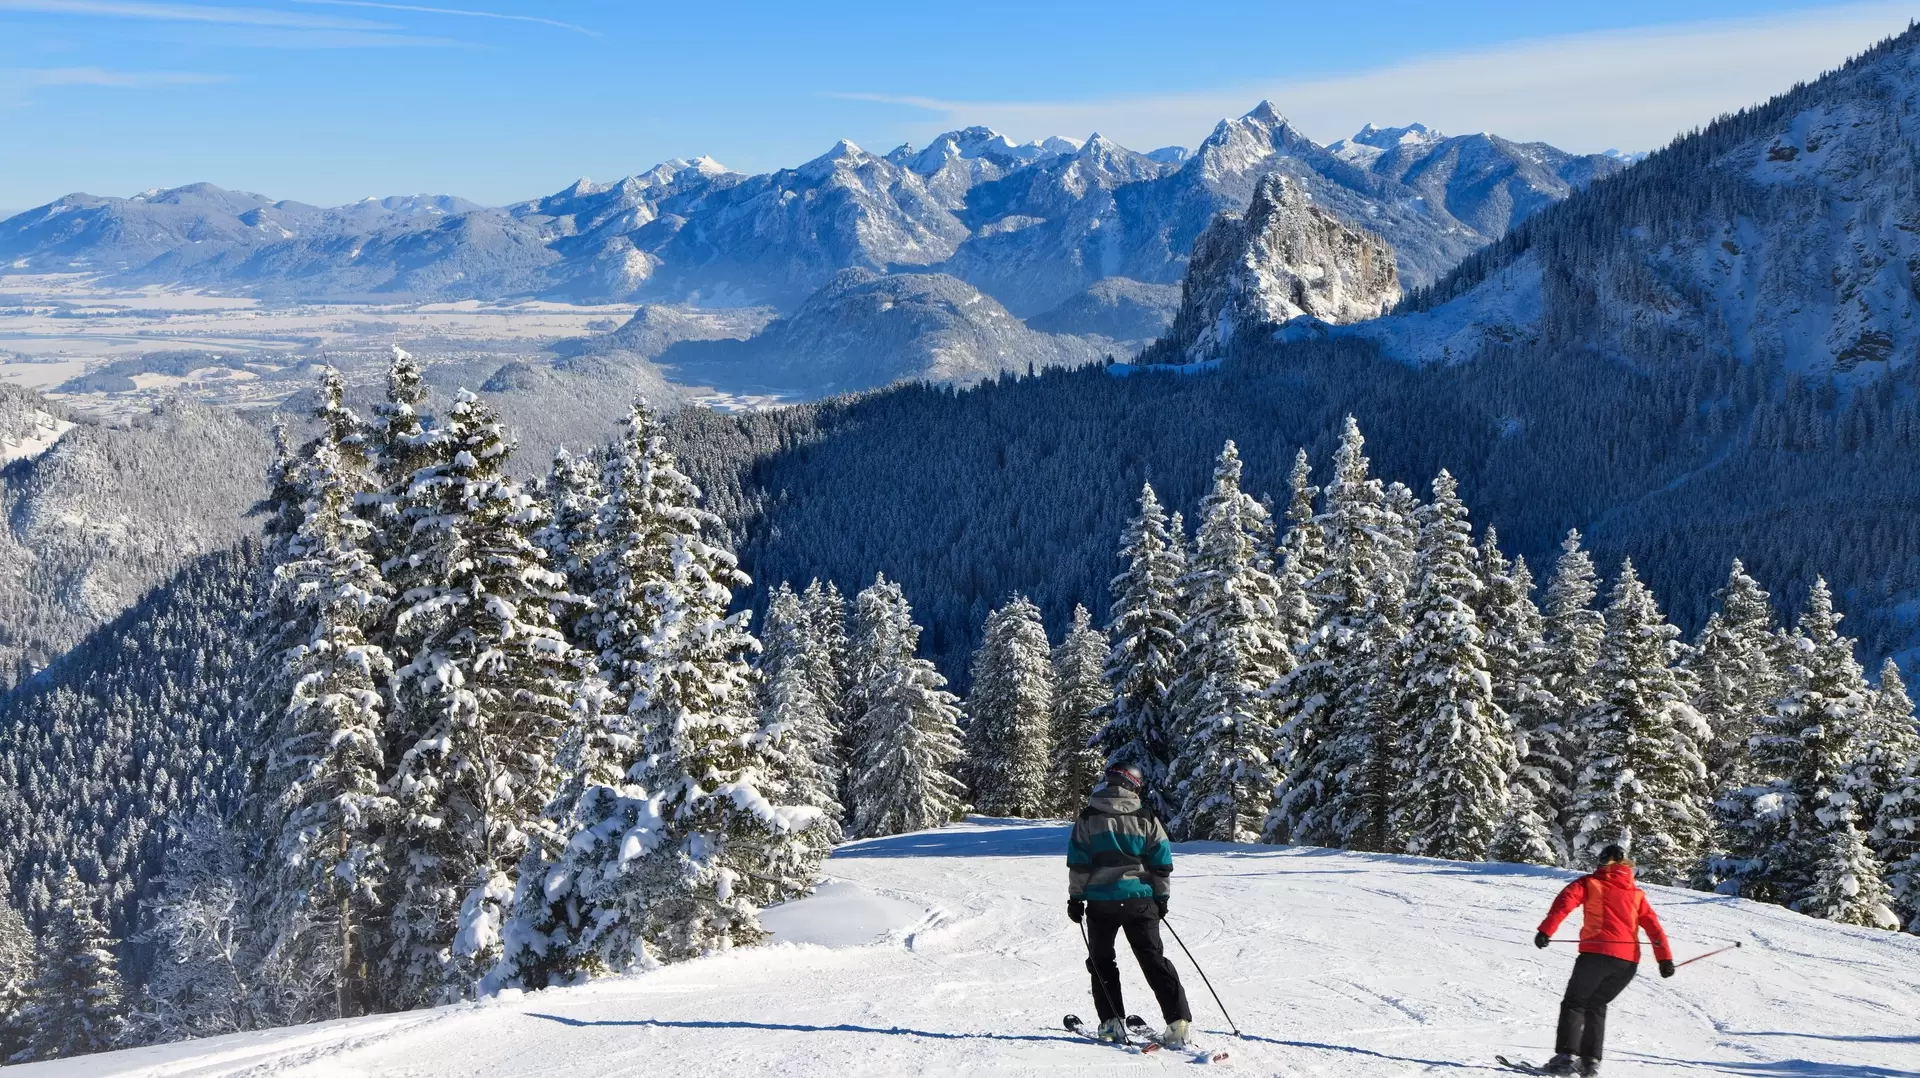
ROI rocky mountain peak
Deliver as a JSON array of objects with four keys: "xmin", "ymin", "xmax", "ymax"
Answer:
[{"xmin": 1157, "ymin": 171, "xmax": 1400, "ymax": 361}]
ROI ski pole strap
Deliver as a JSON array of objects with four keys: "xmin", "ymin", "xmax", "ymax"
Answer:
[{"xmin": 1673, "ymin": 941, "xmax": 1742, "ymax": 969}]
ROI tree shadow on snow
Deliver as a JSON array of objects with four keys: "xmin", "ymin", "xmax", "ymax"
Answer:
[
  {"xmin": 834, "ymin": 821, "xmax": 1068, "ymax": 859},
  {"xmin": 525, "ymin": 1012, "xmax": 1065, "ymax": 1045},
  {"xmin": 1629, "ymin": 1053, "xmax": 1920, "ymax": 1076}
]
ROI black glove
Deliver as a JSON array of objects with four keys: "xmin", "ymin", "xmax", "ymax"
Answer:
[
  {"xmin": 1155, "ymin": 895, "xmax": 1169, "ymax": 920},
  {"xmin": 1068, "ymin": 899, "xmax": 1084, "ymax": 924},
  {"xmin": 1534, "ymin": 931, "xmax": 1551, "ymax": 949},
  {"xmin": 1658, "ymin": 959, "xmax": 1675, "ymax": 979}
]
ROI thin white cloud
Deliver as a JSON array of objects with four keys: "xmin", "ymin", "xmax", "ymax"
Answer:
[
  {"xmin": 289, "ymin": 0, "xmax": 598, "ymax": 37},
  {"xmin": 18, "ymin": 65, "xmax": 229, "ymax": 86},
  {"xmin": 0, "ymin": 0, "xmax": 385, "ymax": 29},
  {"xmin": 836, "ymin": 2, "xmax": 1920, "ymax": 154}
]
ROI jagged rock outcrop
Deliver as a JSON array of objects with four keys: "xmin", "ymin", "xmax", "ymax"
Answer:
[{"xmin": 1155, "ymin": 173, "xmax": 1399, "ymax": 361}]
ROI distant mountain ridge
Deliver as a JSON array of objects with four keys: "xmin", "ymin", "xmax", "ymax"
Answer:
[{"xmin": 0, "ymin": 106, "xmax": 1624, "ymax": 319}]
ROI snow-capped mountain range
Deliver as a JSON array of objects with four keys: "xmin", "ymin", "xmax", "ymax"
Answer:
[{"xmin": 0, "ymin": 106, "xmax": 1623, "ymax": 322}]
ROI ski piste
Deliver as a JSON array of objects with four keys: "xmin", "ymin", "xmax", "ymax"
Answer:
[
  {"xmin": 1063, "ymin": 1014, "xmax": 1160, "ymax": 1054},
  {"xmin": 1127, "ymin": 1015, "xmax": 1232, "ymax": 1064}
]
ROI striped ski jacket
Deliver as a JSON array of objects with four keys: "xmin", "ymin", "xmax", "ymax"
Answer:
[{"xmin": 1067, "ymin": 784, "xmax": 1173, "ymax": 902}]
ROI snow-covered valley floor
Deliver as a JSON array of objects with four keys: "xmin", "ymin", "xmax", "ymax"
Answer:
[{"xmin": 19, "ymin": 819, "xmax": 1920, "ymax": 1077}]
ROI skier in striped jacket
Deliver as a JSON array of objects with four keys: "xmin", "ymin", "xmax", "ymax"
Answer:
[{"xmin": 1067, "ymin": 765, "xmax": 1192, "ymax": 1047}]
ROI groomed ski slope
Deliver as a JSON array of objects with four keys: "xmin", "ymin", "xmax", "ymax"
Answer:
[{"xmin": 22, "ymin": 818, "xmax": 1920, "ymax": 1077}]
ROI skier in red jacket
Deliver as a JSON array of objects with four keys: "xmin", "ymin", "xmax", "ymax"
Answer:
[{"xmin": 1531, "ymin": 845, "xmax": 1675, "ymax": 1076}]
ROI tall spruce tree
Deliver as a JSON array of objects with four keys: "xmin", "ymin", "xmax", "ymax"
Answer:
[
  {"xmin": 1272, "ymin": 418, "xmax": 1402, "ymax": 850},
  {"xmin": 846, "ymin": 576, "xmax": 968, "ymax": 838},
  {"xmin": 0, "ymin": 895, "xmax": 33, "ymax": 1062},
  {"xmin": 1534, "ymin": 531, "xmax": 1607, "ymax": 839},
  {"xmin": 580, "ymin": 400, "xmax": 818, "ymax": 966},
  {"xmin": 1095, "ymin": 484, "xmax": 1186, "ymax": 820},
  {"xmin": 1049, "ymin": 606, "xmax": 1111, "ymax": 813},
  {"xmin": 255, "ymin": 407, "xmax": 395, "ymax": 1021},
  {"xmin": 20, "ymin": 870, "xmax": 126, "ymax": 1061},
  {"xmin": 1854, "ymin": 659, "xmax": 1920, "ymax": 843},
  {"xmin": 1390, "ymin": 472, "xmax": 1513, "ymax": 861},
  {"xmin": 964, "ymin": 595, "xmax": 1056, "ymax": 818},
  {"xmin": 1689, "ymin": 560, "xmax": 1783, "ymax": 794},
  {"xmin": 383, "ymin": 390, "xmax": 582, "ymax": 1004},
  {"xmin": 760, "ymin": 585, "xmax": 845, "ymax": 846},
  {"xmin": 1167, "ymin": 442, "xmax": 1289, "ymax": 843},
  {"xmin": 1879, "ymin": 757, "xmax": 1920, "ymax": 931},
  {"xmin": 1569, "ymin": 561, "xmax": 1711, "ymax": 883},
  {"xmin": 1716, "ymin": 580, "xmax": 1893, "ymax": 924},
  {"xmin": 535, "ymin": 447, "xmax": 606, "ymax": 626},
  {"xmin": 1479, "ymin": 533, "xmax": 1560, "ymax": 865}
]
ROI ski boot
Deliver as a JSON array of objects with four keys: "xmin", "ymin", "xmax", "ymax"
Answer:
[
  {"xmin": 1541, "ymin": 1056, "xmax": 1578, "ymax": 1076},
  {"xmin": 1577, "ymin": 1059, "xmax": 1601, "ymax": 1077},
  {"xmin": 1160, "ymin": 1019, "xmax": 1191, "ymax": 1049},
  {"xmin": 1095, "ymin": 1017, "xmax": 1128, "ymax": 1044}
]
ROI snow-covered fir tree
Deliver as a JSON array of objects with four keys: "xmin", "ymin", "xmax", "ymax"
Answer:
[
  {"xmin": 1049, "ymin": 606, "xmax": 1111, "ymax": 813},
  {"xmin": 365, "ymin": 346, "xmax": 434, "ymax": 571},
  {"xmin": 1853, "ymin": 659, "xmax": 1920, "ymax": 843},
  {"xmin": 1800, "ymin": 819, "xmax": 1900, "ymax": 930},
  {"xmin": 964, "ymin": 595, "xmax": 1056, "ymax": 818},
  {"xmin": 846, "ymin": 576, "xmax": 968, "ymax": 839},
  {"xmin": 130, "ymin": 819, "xmax": 275, "ymax": 1042},
  {"xmin": 1167, "ymin": 442, "xmax": 1289, "ymax": 843},
  {"xmin": 1569, "ymin": 561, "xmax": 1711, "ymax": 883},
  {"xmin": 1095, "ymin": 484, "xmax": 1186, "ymax": 820},
  {"xmin": 759, "ymin": 584, "xmax": 845, "ymax": 846},
  {"xmin": 1490, "ymin": 785, "xmax": 1562, "ymax": 866},
  {"xmin": 1478, "ymin": 531, "xmax": 1560, "ymax": 864},
  {"xmin": 1533, "ymin": 530, "xmax": 1607, "ymax": 837},
  {"xmin": 20, "ymin": 870, "xmax": 126, "ymax": 1061},
  {"xmin": 1271, "ymin": 418, "xmax": 1404, "ymax": 850},
  {"xmin": 253, "ymin": 389, "xmax": 395, "ymax": 1021},
  {"xmin": 1689, "ymin": 560, "xmax": 1784, "ymax": 793},
  {"xmin": 799, "ymin": 579, "xmax": 855, "ymax": 807},
  {"xmin": 1879, "ymin": 758, "xmax": 1920, "ymax": 931},
  {"xmin": 383, "ymin": 390, "xmax": 582, "ymax": 1005},
  {"xmin": 535, "ymin": 447, "xmax": 606, "ymax": 621},
  {"xmin": 527, "ymin": 399, "xmax": 818, "ymax": 974},
  {"xmin": 0, "ymin": 894, "xmax": 33, "ymax": 1062},
  {"xmin": 1715, "ymin": 580, "xmax": 1890, "ymax": 921},
  {"xmin": 1390, "ymin": 472, "xmax": 1514, "ymax": 861}
]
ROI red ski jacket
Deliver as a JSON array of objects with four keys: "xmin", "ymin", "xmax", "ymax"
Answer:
[{"xmin": 1538, "ymin": 862, "xmax": 1674, "ymax": 964}]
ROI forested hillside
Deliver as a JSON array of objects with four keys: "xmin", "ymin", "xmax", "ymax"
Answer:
[{"xmin": 670, "ymin": 330, "xmax": 1920, "ymax": 686}]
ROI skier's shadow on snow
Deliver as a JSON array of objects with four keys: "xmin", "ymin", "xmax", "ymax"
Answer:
[
  {"xmin": 525, "ymin": 1012, "xmax": 1064, "ymax": 1044},
  {"xmin": 1231, "ymin": 1033, "xmax": 1485, "ymax": 1070}
]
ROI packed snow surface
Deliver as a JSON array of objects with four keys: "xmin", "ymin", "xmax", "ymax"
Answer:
[{"xmin": 24, "ymin": 819, "xmax": 1920, "ymax": 1076}]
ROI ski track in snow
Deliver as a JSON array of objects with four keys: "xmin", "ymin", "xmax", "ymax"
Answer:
[{"xmin": 19, "ymin": 818, "xmax": 1920, "ymax": 1077}]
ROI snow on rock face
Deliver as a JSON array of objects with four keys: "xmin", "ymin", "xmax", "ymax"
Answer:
[
  {"xmin": 1164, "ymin": 173, "xmax": 1400, "ymax": 360},
  {"xmin": 1380, "ymin": 25, "xmax": 1920, "ymax": 377},
  {"xmin": 30, "ymin": 818, "xmax": 1920, "ymax": 1077}
]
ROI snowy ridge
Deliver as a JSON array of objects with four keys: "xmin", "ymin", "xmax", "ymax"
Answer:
[
  {"xmin": 25, "ymin": 818, "xmax": 1920, "ymax": 1077},
  {"xmin": 1379, "ymin": 24, "xmax": 1920, "ymax": 376}
]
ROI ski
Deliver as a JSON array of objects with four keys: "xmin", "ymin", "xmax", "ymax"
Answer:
[
  {"xmin": 1064, "ymin": 1014, "xmax": 1161, "ymax": 1054},
  {"xmin": 1494, "ymin": 1057, "xmax": 1543, "ymax": 1074},
  {"xmin": 1126, "ymin": 1016, "xmax": 1231, "ymax": 1064}
]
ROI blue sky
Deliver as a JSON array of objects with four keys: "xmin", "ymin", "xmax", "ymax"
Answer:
[{"xmin": 0, "ymin": 0, "xmax": 1914, "ymax": 210}]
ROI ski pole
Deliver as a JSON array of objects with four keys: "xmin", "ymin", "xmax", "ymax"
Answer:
[
  {"xmin": 1079, "ymin": 919, "xmax": 1125, "ymax": 1028},
  {"xmin": 1673, "ymin": 941, "xmax": 1742, "ymax": 969},
  {"xmin": 1163, "ymin": 916, "xmax": 1241, "ymax": 1038}
]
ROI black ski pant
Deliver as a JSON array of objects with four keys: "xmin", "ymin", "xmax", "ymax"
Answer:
[
  {"xmin": 1555, "ymin": 953, "xmax": 1638, "ymax": 1060},
  {"xmin": 1084, "ymin": 899, "xmax": 1191, "ymax": 1024}
]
